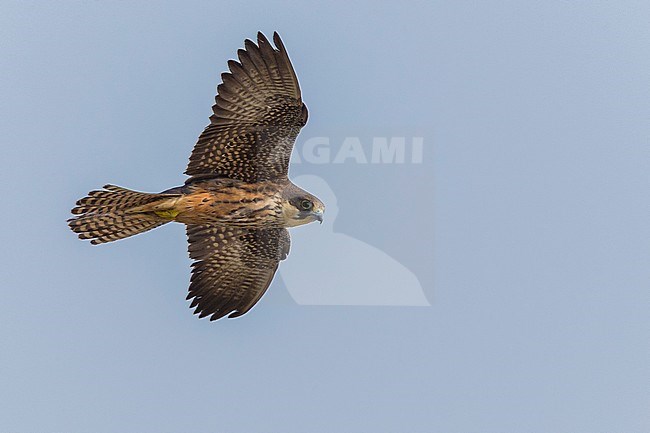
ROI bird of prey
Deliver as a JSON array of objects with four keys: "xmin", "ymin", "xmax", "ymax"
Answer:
[{"xmin": 68, "ymin": 32, "xmax": 324, "ymax": 321}]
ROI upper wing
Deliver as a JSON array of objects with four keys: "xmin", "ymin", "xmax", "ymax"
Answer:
[
  {"xmin": 186, "ymin": 32, "xmax": 308, "ymax": 182},
  {"xmin": 186, "ymin": 224, "xmax": 290, "ymax": 321}
]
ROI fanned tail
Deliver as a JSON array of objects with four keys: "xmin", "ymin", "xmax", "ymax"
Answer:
[{"xmin": 68, "ymin": 184, "xmax": 178, "ymax": 245}]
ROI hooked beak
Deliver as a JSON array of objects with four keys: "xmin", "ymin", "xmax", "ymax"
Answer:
[{"xmin": 313, "ymin": 209, "xmax": 323, "ymax": 224}]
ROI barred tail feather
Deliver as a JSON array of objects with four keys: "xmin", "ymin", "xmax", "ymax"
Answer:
[{"xmin": 68, "ymin": 184, "xmax": 177, "ymax": 245}]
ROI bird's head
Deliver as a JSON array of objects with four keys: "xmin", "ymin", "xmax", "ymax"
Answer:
[{"xmin": 281, "ymin": 184, "xmax": 325, "ymax": 227}]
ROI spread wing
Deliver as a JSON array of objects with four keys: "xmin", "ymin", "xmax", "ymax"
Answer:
[
  {"xmin": 186, "ymin": 32, "xmax": 308, "ymax": 182},
  {"xmin": 186, "ymin": 224, "xmax": 290, "ymax": 321}
]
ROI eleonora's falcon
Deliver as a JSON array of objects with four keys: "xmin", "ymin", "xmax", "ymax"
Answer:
[{"xmin": 68, "ymin": 32, "xmax": 324, "ymax": 321}]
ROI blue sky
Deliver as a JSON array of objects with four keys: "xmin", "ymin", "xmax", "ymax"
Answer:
[{"xmin": 1, "ymin": 1, "xmax": 648, "ymax": 432}]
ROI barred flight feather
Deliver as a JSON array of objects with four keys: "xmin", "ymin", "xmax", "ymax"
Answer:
[{"xmin": 68, "ymin": 185, "xmax": 179, "ymax": 244}]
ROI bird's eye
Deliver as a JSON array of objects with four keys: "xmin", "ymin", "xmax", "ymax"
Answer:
[{"xmin": 300, "ymin": 199, "xmax": 313, "ymax": 211}]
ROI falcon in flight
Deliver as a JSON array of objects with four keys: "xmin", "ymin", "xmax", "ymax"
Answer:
[{"xmin": 68, "ymin": 32, "xmax": 324, "ymax": 321}]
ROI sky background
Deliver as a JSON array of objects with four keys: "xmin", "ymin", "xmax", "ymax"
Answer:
[{"xmin": 1, "ymin": 1, "xmax": 649, "ymax": 432}]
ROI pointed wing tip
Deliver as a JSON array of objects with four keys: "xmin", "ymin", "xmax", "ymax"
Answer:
[
  {"xmin": 272, "ymin": 32, "xmax": 285, "ymax": 51},
  {"xmin": 210, "ymin": 310, "xmax": 232, "ymax": 321},
  {"xmin": 257, "ymin": 31, "xmax": 270, "ymax": 44},
  {"xmin": 243, "ymin": 38, "xmax": 258, "ymax": 51}
]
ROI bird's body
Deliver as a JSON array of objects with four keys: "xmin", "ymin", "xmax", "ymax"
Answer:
[
  {"xmin": 126, "ymin": 177, "xmax": 318, "ymax": 228},
  {"xmin": 68, "ymin": 32, "xmax": 324, "ymax": 321},
  {"xmin": 149, "ymin": 179, "xmax": 286, "ymax": 227}
]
